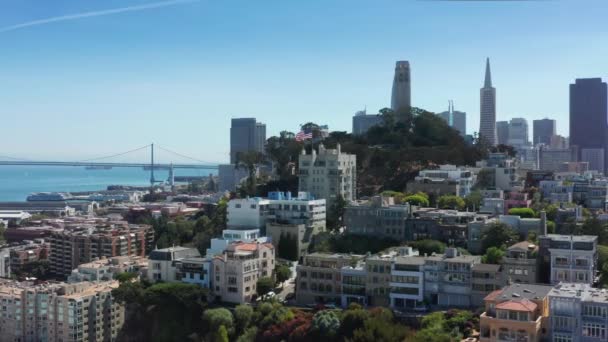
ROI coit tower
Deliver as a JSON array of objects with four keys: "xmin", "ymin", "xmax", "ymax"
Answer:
[
  {"xmin": 479, "ymin": 58, "xmax": 497, "ymax": 146},
  {"xmin": 391, "ymin": 61, "xmax": 411, "ymax": 112}
]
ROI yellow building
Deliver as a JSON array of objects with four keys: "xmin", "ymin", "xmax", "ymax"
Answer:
[{"xmin": 479, "ymin": 283, "xmax": 553, "ymax": 342}]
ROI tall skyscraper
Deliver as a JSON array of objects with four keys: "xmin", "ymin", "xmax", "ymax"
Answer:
[
  {"xmin": 437, "ymin": 100, "xmax": 466, "ymax": 136},
  {"xmin": 230, "ymin": 118, "xmax": 266, "ymax": 164},
  {"xmin": 479, "ymin": 58, "xmax": 497, "ymax": 146},
  {"xmin": 507, "ymin": 118, "xmax": 530, "ymax": 148},
  {"xmin": 533, "ymin": 118, "xmax": 556, "ymax": 146},
  {"xmin": 391, "ymin": 61, "xmax": 411, "ymax": 113},
  {"xmin": 496, "ymin": 121, "xmax": 509, "ymax": 146},
  {"xmin": 570, "ymin": 78, "xmax": 608, "ymax": 173}
]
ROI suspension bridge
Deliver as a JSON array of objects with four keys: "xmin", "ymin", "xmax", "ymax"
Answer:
[{"xmin": 0, "ymin": 144, "xmax": 219, "ymax": 186}]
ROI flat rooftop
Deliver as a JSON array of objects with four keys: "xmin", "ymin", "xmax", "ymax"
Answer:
[{"xmin": 549, "ymin": 283, "xmax": 608, "ymax": 303}]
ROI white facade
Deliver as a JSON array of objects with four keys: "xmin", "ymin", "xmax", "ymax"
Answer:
[
  {"xmin": 227, "ymin": 198, "xmax": 270, "ymax": 229},
  {"xmin": 417, "ymin": 165, "xmax": 475, "ymax": 197},
  {"xmin": 206, "ymin": 228, "xmax": 268, "ymax": 257},
  {"xmin": 389, "ymin": 256, "xmax": 425, "ymax": 309},
  {"xmin": 0, "ymin": 248, "xmax": 10, "ymax": 278},
  {"xmin": 550, "ymin": 247, "xmax": 596, "ymax": 285},
  {"xmin": 298, "ymin": 144, "xmax": 357, "ymax": 206}
]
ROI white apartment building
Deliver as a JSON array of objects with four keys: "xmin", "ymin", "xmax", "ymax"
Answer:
[
  {"xmin": 207, "ymin": 228, "xmax": 267, "ymax": 257},
  {"xmin": 226, "ymin": 197, "xmax": 270, "ymax": 229},
  {"xmin": 0, "ymin": 280, "xmax": 124, "ymax": 342},
  {"xmin": 211, "ymin": 242, "xmax": 275, "ymax": 304},
  {"xmin": 298, "ymin": 144, "xmax": 357, "ymax": 206},
  {"xmin": 390, "ymin": 255, "xmax": 425, "ymax": 309},
  {"xmin": 266, "ymin": 192, "xmax": 326, "ymax": 260},
  {"xmin": 416, "ymin": 165, "xmax": 476, "ymax": 197}
]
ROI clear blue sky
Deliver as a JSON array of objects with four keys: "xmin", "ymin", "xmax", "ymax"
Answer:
[{"xmin": 1, "ymin": 0, "xmax": 607, "ymax": 163}]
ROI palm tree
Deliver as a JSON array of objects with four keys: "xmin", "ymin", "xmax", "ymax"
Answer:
[{"xmin": 235, "ymin": 151, "xmax": 265, "ymax": 196}]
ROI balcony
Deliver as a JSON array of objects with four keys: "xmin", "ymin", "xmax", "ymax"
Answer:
[{"xmin": 503, "ymin": 257, "xmax": 535, "ymax": 266}]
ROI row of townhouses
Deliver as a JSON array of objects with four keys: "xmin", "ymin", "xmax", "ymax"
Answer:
[{"xmin": 294, "ymin": 233, "xmax": 598, "ymax": 310}]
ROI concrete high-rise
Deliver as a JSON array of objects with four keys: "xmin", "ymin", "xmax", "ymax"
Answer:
[
  {"xmin": 507, "ymin": 118, "xmax": 530, "ymax": 148},
  {"xmin": 230, "ymin": 118, "xmax": 266, "ymax": 164},
  {"xmin": 391, "ymin": 61, "xmax": 411, "ymax": 113},
  {"xmin": 496, "ymin": 121, "xmax": 509, "ymax": 145},
  {"xmin": 438, "ymin": 100, "xmax": 466, "ymax": 136},
  {"xmin": 479, "ymin": 58, "xmax": 497, "ymax": 146},
  {"xmin": 533, "ymin": 118, "xmax": 556, "ymax": 146},
  {"xmin": 570, "ymin": 78, "xmax": 608, "ymax": 173}
]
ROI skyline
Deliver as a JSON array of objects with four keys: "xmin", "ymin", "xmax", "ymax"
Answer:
[{"xmin": 1, "ymin": 0, "xmax": 608, "ymax": 162}]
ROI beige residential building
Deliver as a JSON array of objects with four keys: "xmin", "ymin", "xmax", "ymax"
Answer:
[
  {"xmin": 68, "ymin": 255, "xmax": 148, "ymax": 283},
  {"xmin": 0, "ymin": 280, "xmax": 124, "ymax": 342},
  {"xmin": 502, "ymin": 241, "xmax": 539, "ymax": 284},
  {"xmin": 471, "ymin": 263, "xmax": 505, "ymax": 307},
  {"xmin": 211, "ymin": 242, "xmax": 275, "ymax": 304},
  {"xmin": 298, "ymin": 144, "xmax": 357, "ymax": 207},
  {"xmin": 295, "ymin": 253, "xmax": 363, "ymax": 306},
  {"xmin": 479, "ymin": 283, "xmax": 552, "ymax": 342},
  {"xmin": 49, "ymin": 224, "xmax": 154, "ymax": 278},
  {"xmin": 364, "ymin": 255, "xmax": 393, "ymax": 307}
]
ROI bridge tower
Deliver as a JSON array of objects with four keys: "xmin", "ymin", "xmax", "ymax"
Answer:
[
  {"xmin": 150, "ymin": 143, "xmax": 156, "ymax": 188},
  {"xmin": 168, "ymin": 163, "xmax": 175, "ymax": 188}
]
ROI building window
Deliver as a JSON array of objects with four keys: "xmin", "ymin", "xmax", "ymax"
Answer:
[{"xmin": 582, "ymin": 323, "xmax": 606, "ymax": 339}]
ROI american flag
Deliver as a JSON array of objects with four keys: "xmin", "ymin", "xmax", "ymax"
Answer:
[{"xmin": 295, "ymin": 131, "xmax": 313, "ymax": 142}]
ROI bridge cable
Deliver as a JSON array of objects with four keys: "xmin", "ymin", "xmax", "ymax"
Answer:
[
  {"xmin": 156, "ymin": 145, "xmax": 214, "ymax": 164},
  {"xmin": 0, "ymin": 155, "xmax": 32, "ymax": 161},
  {"xmin": 76, "ymin": 144, "xmax": 151, "ymax": 162}
]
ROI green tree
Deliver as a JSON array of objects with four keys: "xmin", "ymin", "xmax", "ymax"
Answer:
[
  {"xmin": 508, "ymin": 207, "xmax": 536, "ymax": 218},
  {"xmin": 437, "ymin": 195, "xmax": 465, "ymax": 210},
  {"xmin": 235, "ymin": 151, "xmax": 265, "ymax": 197},
  {"xmin": 256, "ymin": 277, "xmax": 274, "ymax": 297},
  {"xmin": 339, "ymin": 305, "xmax": 370, "ymax": 339},
  {"xmin": 547, "ymin": 220, "xmax": 556, "ymax": 234},
  {"xmin": 403, "ymin": 194, "xmax": 430, "ymax": 207},
  {"xmin": 215, "ymin": 325, "xmax": 229, "ymax": 342},
  {"xmin": 475, "ymin": 168, "xmax": 495, "ymax": 189},
  {"xmin": 311, "ymin": 310, "xmax": 340, "ymax": 337},
  {"xmin": 410, "ymin": 239, "xmax": 446, "ymax": 255},
  {"xmin": 327, "ymin": 195, "xmax": 348, "ymax": 230},
  {"xmin": 482, "ymin": 247, "xmax": 505, "ymax": 264},
  {"xmin": 481, "ymin": 223, "xmax": 519, "ymax": 250},
  {"xmin": 351, "ymin": 308, "xmax": 410, "ymax": 342},
  {"xmin": 581, "ymin": 215, "xmax": 608, "ymax": 244},
  {"xmin": 203, "ymin": 308, "xmax": 234, "ymax": 335},
  {"xmin": 234, "ymin": 304, "xmax": 254, "ymax": 335},
  {"xmin": 277, "ymin": 232, "xmax": 298, "ymax": 261},
  {"xmin": 275, "ymin": 264, "xmax": 292, "ymax": 287},
  {"xmin": 464, "ymin": 191, "xmax": 482, "ymax": 211},
  {"xmin": 114, "ymin": 272, "xmax": 138, "ymax": 283}
]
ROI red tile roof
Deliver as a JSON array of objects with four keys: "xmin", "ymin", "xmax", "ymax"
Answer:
[
  {"xmin": 484, "ymin": 290, "xmax": 503, "ymax": 302},
  {"xmin": 235, "ymin": 243, "xmax": 259, "ymax": 251},
  {"xmin": 496, "ymin": 299, "xmax": 537, "ymax": 312}
]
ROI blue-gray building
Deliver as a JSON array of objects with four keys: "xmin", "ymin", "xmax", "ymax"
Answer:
[
  {"xmin": 230, "ymin": 118, "xmax": 266, "ymax": 164},
  {"xmin": 570, "ymin": 78, "xmax": 608, "ymax": 173},
  {"xmin": 548, "ymin": 283, "xmax": 608, "ymax": 342},
  {"xmin": 352, "ymin": 110, "xmax": 383, "ymax": 136}
]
